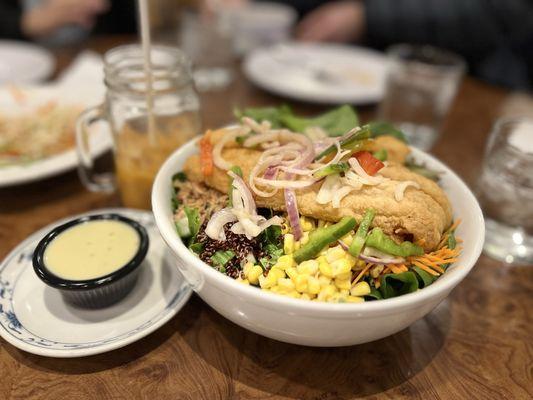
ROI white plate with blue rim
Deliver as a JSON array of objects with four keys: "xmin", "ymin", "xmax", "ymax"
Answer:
[{"xmin": 0, "ymin": 208, "xmax": 192, "ymax": 358}]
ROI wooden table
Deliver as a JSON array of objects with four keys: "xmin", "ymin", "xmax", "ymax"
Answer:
[{"xmin": 1, "ymin": 37, "xmax": 531, "ymax": 400}]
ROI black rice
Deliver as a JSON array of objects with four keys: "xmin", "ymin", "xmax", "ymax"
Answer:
[{"xmin": 196, "ymin": 222, "xmax": 266, "ymax": 279}]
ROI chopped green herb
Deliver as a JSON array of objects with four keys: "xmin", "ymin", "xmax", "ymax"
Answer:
[
  {"xmin": 189, "ymin": 242, "xmax": 203, "ymax": 254},
  {"xmin": 211, "ymin": 250, "xmax": 235, "ymax": 268},
  {"xmin": 184, "ymin": 206, "xmax": 200, "ymax": 241},
  {"xmin": 175, "ymin": 217, "xmax": 191, "ymax": 238},
  {"xmin": 172, "ymin": 171, "xmax": 187, "ymax": 182}
]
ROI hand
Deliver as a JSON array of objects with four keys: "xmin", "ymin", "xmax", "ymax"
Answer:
[
  {"xmin": 296, "ymin": 1, "xmax": 366, "ymax": 43},
  {"xmin": 22, "ymin": 0, "xmax": 109, "ymax": 39}
]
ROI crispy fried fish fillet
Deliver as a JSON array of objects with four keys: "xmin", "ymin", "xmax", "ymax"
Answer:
[{"xmin": 184, "ymin": 133, "xmax": 452, "ymax": 251}]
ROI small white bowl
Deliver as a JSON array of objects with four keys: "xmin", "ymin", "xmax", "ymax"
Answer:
[{"xmin": 152, "ymin": 138, "xmax": 484, "ymax": 346}]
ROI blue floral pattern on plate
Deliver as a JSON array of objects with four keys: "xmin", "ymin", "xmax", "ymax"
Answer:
[{"xmin": 0, "ymin": 208, "xmax": 192, "ymax": 356}]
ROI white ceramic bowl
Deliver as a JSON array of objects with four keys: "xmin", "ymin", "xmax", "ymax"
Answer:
[{"xmin": 152, "ymin": 138, "xmax": 484, "ymax": 346}]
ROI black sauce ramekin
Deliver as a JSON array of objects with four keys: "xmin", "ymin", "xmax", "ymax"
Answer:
[{"xmin": 33, "ymin": 213, "xmax": 149, "ymax": 309}]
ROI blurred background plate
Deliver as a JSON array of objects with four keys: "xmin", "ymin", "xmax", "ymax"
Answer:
[
  {"xmin": 0, "ymin": 40, "xmax": 55, "ymax": 84},
  {"xmin": 0, "ymin": 85, "xmax": 109, "ymax": 187},
  {"xmin": 243, "ymin": 42, "xmax": 387, "ymax": 104}
]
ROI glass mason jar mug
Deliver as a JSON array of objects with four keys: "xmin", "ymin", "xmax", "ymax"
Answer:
[{"xmin": 76, "ymin": 44, "xmax": 201, "ymax": 209}]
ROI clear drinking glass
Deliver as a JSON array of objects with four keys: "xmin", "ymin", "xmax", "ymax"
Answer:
[
  {"xmin": 178, "ymin": 9, "xmax": 234, "ymax": 91},
  {"xmin": 378, "ymin": 44, "xmax": 465, "ymax": 151},
  {"xmin": 76, "ymin": 44, "xmax": 201, "ymax": 210},
  {"xmin": 477, "ymin": 117, "xmax": 533, "ymax": 264}
]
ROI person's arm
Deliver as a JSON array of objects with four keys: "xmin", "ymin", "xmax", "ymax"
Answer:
[
  {"xmin": 0, "ymin": 1, "xmax": 26, "ymax": 40},
  {"xmin": 364, "ymin": 0, "xmax": 532, "ymax": 59}
]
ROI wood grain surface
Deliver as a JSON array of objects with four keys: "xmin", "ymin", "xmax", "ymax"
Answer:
[{"xmin": 0, "ymin": 36, "xmax": 532, "ymax": 400}]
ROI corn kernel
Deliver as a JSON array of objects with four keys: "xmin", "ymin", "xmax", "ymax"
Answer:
[
  {"xmin": 243, "ymin": 262, "xmax": 254, "ymax": 276},
  {"xmin": 328, "ymin": 292, "xmax": 348, "ymax": 303},
  {"xmin": 307, "ymin": 276, "xmax": 320, "ymax": 294},
  {"xmin": 346, "ymin": 296, "xmax": 364, "ymax": 303},
  {"xmin": 336, "ymin": 272, "xmax": 352, "ymax": 281},
  {"xmin": 331, "ymin": 258, "xmax": 351, "ymax": 277},
  {"xmin": 340, "ymin": 289, "xmax": 350, "ymax": 296},
  {"xmin": 318, "ymin": 275, "xmax": 332, "ymax": 287},
  {"xmin": 268, "ymin": 268, "xmax": 285, "ymax": 280},
  {"xmin": 236, "ymin": 277, "xmax": 249, "ymax": 285},
  {"xmin": 326, "ymin": 246, "xmax": 346, "ymax": 263},
  {"xmin": 345, "ymin": 253, "xmax": 357, "ymax": 268},
  {"xmin": 277, "ymin": 278, "xmax": 295, "ymax": 292},
  {"xmin": 259, "ymin": 274, "xmax": 276, "ymax": 289},
  {"xmin": 294, "ymin": 241, "xmax": 301, "ymax": 251},
  {"xmin": 301, "ymin": 293, "xmax": 311, "ymax": 301},
  {"xmin": 300, "ymin": 232, "xmax": 310, "ymax": 245},
  {"xmin": 287, "ymin": 291, "xmax": 301, "ymax": 298},
  {"xmin": 334, "ymin": 278, "xmax": 351, "ymax": 290},
  {"xmin": 283, "ymin": 234, "xmax": 295, "ymax": 255},
  {"xmin": 294, "ymin": 274, "xmax": 308, "ymax": 292},
  {"xmin": 350, "ymin": 281, "xmax": 371, "ymax": 297},
  {"xmin": 297, "ymin": 260, "xmax": 319, "ymax": 275},
  {"xmin": 317, "ymin": 284, "xmax": 337, "ymax": 301},
  {"xmin": 286, "ymin": 267, "xmax": 298, "ymax": 279},
  {"xmin": 340, "ymin": 233, "xmax": 354, "ymax": 246},
  {"xmin": 270, "ymin": 285, "xmax": 281, "ymax": 293},
  {"xmin": 300, "ymin": 216, "xmax": 315, "ymax": 232},
  {"xmin": 247, "ymin": 265, "xmax": 263, "ymax": 285},
  {"xmin": 273, "ymin": 255, "xmax": 294, "ymax": 271},
  {"xmin": 370, "ymin": 265, "xmax": 384, "ymax": 278},
  {"xmin": 319, "ymin": 261, "xmax": 333, "ymax": 278},
  {"xmin": 352, "ymin": 259, "xmax": 367, "ymax": 271},
  {"xmin": 281, "ymin": 220, "xmax": 290, "ymax": 234}
]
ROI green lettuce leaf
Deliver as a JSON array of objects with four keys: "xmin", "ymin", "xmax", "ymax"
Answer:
[{"xmin": 379, "ymin": 272, "xmax": 419, "ymax": 298}]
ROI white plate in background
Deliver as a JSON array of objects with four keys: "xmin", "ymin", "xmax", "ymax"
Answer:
[
  {"xmin": 0, "ymin": 208, "xmax": 192, "ymax": 358},
  {"xmin": 0, "ymin": 85, "xmax": 110, "ymax": 187},
  {"xmin": 0, "ymin": 40, "xmax": 55, "ymax": 84},
  {"xmin": 243, "ymin": 42, "xmax": 388, "ymax": 104}
]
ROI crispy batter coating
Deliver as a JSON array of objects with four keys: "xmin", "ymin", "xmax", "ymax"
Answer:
[{"xmin": 183, "ymin": 131, "xmax": 452, "ymax": 251}]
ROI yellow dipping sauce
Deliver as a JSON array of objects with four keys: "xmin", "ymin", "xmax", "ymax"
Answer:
[{"xmin": 44, "ymin": 220, "xmax": 140, "ymax": 281}]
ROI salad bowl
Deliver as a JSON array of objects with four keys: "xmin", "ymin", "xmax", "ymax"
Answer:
[{"xmin": 152, "ymin": 138, "xmax": 484, "ymax": 346}]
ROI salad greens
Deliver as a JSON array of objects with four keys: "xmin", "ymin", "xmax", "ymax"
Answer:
[
  {"xmin": 235, "ymin": 104, "xmax": 358, "ymax": 137},
  {"xmin": 367, "ymin": 121, "xmax": 407, "ymax": 142},
  {"xmin": 258, "ymin": 225, "xmax": 283, "ymax": 270},
  {"xmin": 379, "ymin": 272, "xmax": 419, "ymax": 298}
]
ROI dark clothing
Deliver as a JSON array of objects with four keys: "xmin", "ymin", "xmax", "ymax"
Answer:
[
  {"xmin": 264, "ymin": 0, "xmax": 533, "ymax": 90},
  {"xmin": 0, "ymin": 0, "xmax": 137, "ymax": 41}
]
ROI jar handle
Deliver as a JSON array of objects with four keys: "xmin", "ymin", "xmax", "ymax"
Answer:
[{"xmin": 75, "ymin": 105, "xmax": 115, "ymax": 193}]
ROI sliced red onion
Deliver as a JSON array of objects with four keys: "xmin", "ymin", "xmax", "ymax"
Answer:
[
  {"xmin": 254, "ymin": 177, "xmax": 317, "ymax": 189},
  {"xmin": 228, "ymin": 170, "xmax": 256, "ymax": 215},
  {"xmin": 338, "ymin": 239, "xmax": 349, "ymax": 251},
  {"xmin": 205, "ymin": 208, "xmax": 238, "ymax": 241},
  {"xmin": 358, "ymin": 254, "xmax": 405, "ymax": 265},
  {"xmin": 284, "ymin": 187, "xmax": 302, "ymax": 240},
  {"xmin": 263, "ymin": 166, "xmax": 278, "ymax": 179},
  {"xmin": 212, "ymin": 129, "xmax": 242, "ymax": 170}
]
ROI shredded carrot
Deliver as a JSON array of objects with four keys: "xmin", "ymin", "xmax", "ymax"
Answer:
[
  {"xmin": 353, "ymin": 263, "xmax": 372, "ymax": 285},
  {"xmin": 412, "ymin": 261, "xmax": 440, "ymax": 276},
  {"xmin": 200, "ymin": 133, "xmax": 214, "ymax": 176}
]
